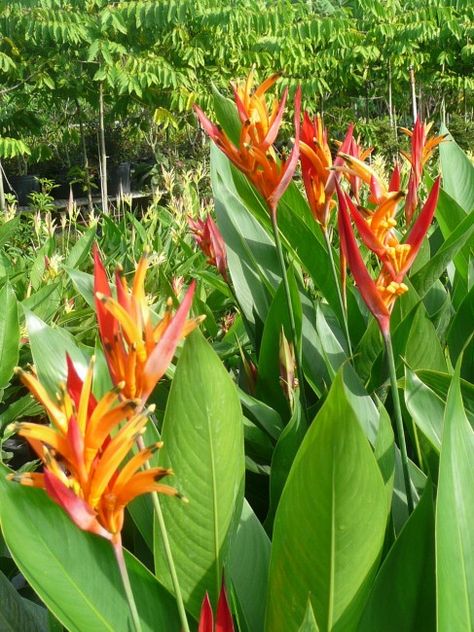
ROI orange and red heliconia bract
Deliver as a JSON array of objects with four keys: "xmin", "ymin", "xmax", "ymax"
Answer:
[
  {"xmin": 198, "ymin": 581, "xmax": 235, "ymax": 632},
  {"xmin": 93, "ymin": 245, "xmax": 203, "ymax": 405},
  {"xmin": 188, "ymin": 215, "xmax": 228, "ymax": 281},
  {"xmin": 8, "ymin": 356, "xmax": 178, "ymax": 544},
  {"xmin": 194, "ymin": 72, "xmax": 301, "ymax": 216},
  {"xmin": 400, "ymin": 118, "xmax": 446, "ymax": 223},
  {"xmin": 336, "ymin": 177, "xmax": 440, "ymax": 336},
  {"xmin": 299, "ymin": 112, "xmax": 354, "ymax": 228}
]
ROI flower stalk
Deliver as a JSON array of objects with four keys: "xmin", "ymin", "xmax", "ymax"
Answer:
[
  {"xmin": 136, "ymin": 434, "xmax": 191, "ymax": 632},
  {"xmin": 322, "ymin": 228, "xmax": 353, "ymax": 358},
  {"xmin": 112, "ymin": 539, "xmax": 143, "ymax": 632},
  {"xmin": 383, "ymin": 332, "xmax": 414, "ymax": 514}
]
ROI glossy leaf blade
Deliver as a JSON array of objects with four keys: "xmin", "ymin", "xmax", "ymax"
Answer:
[
  {"xmin": 436, "ymin": 365, "xmax": 474, "ymax": 631},
  {"xmin": 265, "ymin": 371, "xmax": 387, "ymax": 632},
  {"xmin": 359, "ymin": 483, "xmax": 435, "ymax": 631},
  {"xmin": 0, "ymin": 283, "xmax": 19, "ymax": 389},
  {"xmin": 155, "ymin": 330, "xmax": 245, "ymax": 618},
  {"xmin": 0, "ymin": 465, "xmax": 180, "ymax": 632}
]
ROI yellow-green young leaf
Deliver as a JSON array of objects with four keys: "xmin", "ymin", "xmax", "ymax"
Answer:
[
  {"xmin": 298, "ymin": 601, "xmax": 320, "ymax": 632},
  {"xmin": 265, "ymin": 371, "xmax": 387, "ymax": 632},
  {"xmin": 155, "ymin": 330, "xmax": 245, "ymax": 618},
  {"xmin": 436, "ymin": 363, "xmax": 474, "ymax": 631},
  {"xmin": 0, "ymin": 465, "xmax": 180, "ymax": 632}
]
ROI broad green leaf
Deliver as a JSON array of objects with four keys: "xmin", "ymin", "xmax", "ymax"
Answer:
[
  {"xmin": 65, "ymin": 268, "xmax": 95, "ymax": 307},
  {"xmin": 415, "ymin": 370, "xmax": 474, "ymax": 426},
  {"xmin": 265, "ymin": 371, "xmax": 387, "ymax": 632},
  {"xmin": 447, "ymin": 284, "xmax": 474, "ymax": 380},
  {"xmin": 0, "ymin": 567, "xmax": 46, "ymax": 632},
  {"xmin": 359, "ymin": 483, "xmax": 435, "ymax": 632},
  {"xmin": 429, "ymin": 182, "xmax": 471, "ymax": 281},
  {"xmin": 257, "ymin": 273, "xmax": 302, "ymax": 418},
  {"xmin": 411, "ymin": 211, "xmax": 474, "ymax": 297},
  {"xmin": 368, "ymin": 301, "xmax": 446, "ymax": 391},
  {"xmin": 65, "ymin": 227, "xmax": 96, "ymax": 268},
  {"xmin": 212, "ymin": 147, "xmax": 277, "ymax": 327},
  {"xmin": 212, "ymin": 84, "xmax": 241, "ymax": 145},
  {"xmin": 436, "ymin": 362, "xmax": 474, "ymax": 631},
  {"xmin": 22, "ymin": 283, "xmax": 61, "ymax": 322},
  {"xmin": 229, "ymin": 500, "xmax": 271, "ymax": 632},
  {"xmin": 154, "ymin": 331, "xmax": 245, "ymax": 618},
  {"xmin": 25, "ymin": 311, "xmax": 88, "ymax": 397},
  {"xmin": 0, "ymin": 283, "xmax": 19, "ymax": 388},
  {"xmin": 0, "ymin": 465, "xmax": 180, "ymax": 632},
  {"xmin": 0, "ymin": 216, "xmax": 20, "ymax": 250},
  {"xmin": 405, "ymin": 368, "xmax": 444, "ymax": 452},
  {"xmin": 0, "ymin": 394, "xmax": 42, "ymax": 430},
  {"xmin": 439, "ymin": 129, "xmax": 474, "ymax": 212},
  {"xmin": 266, "ymin": 396, "xmax": 305, "ymax": 529},
  {"xmin": 238, "ymin": 389, "xmax": 283, "ymax": 442}
]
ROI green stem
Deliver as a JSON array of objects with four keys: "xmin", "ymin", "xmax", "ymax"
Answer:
[
  {"xmin": 384, "ymin": 332, "xmax": 414, "ymax": 514},
  {"xmin": 323, "ymin": 228, "xmax": 353, "ymax": 359},
  {"xmin": 136, "ymin": 435, "xmax": 190, "ymax": 632},
  {"xmin": 270, "ymin": 210, "xmax": 308, "ymax": 417},
  {"xmin": 112, "ymin": 538, "xmax": 143, "ymax": 632}
]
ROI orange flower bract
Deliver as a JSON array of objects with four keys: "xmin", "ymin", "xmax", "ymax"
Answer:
[
  {"xmin": 8, "ymin": 357, "xmax": 177, "ymax": 543},
  {"xmin": 94, "ymin": 245, "xmax": 203, "ymax": 404},
  {"xmin": 194, "ymin": 72, "xmax": 301, "ymax": 216}
]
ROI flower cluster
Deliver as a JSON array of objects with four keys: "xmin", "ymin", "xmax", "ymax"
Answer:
[
  {"xmin": 337, "ymin": 176, "xmax": 440, "ymax": 335},
  {"xmin": 9, "ymin": 357, "xmax": 177, "ymax": 544},
  {"xmin": 194, "ymin": 71, "xmax": 301, "ymax": 216},
  {"xmin": 189, "ymin": 214, "xmax": 228, "ymax": 281},
  {"xmin": 299, "ymin": 112, "xmax": 353, "ymax": 228},
  {"xmin": 94, "ymin": 245, "xmax": 203, "ymax": 404},
  {"xmin": 10, "ymin": 248, "xmax": 201, "ymax": 546},
  {"xmin": 401, "ymin": 118, "xmax": 445, "ymax": 222}
]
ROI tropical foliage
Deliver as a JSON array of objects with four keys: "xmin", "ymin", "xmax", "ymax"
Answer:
[{"xmin": 0, "ymin": 67, "xmax": 473, "ymax": 631}]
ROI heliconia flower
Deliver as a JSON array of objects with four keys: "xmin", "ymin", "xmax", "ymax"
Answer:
[
  {"xmin": 8, "ymin": 357, "xmax": 178, "ymax": 544},
  {"xmin": 188, "ymin": 215, "xmax": 228, "ymax": 281},
  {"xmin": 388, "ymin": 163, "xmax": 401, "ymax": 193},
  {"xmin": 198, "ymin": 581, "xmax": 234, "ymax": 632},
  {"xmin": 400, "ymin": 118, "xmax": 445, "ymax": 222},
  {"xmin": 336, "ymin": 152, "xmax": 397, "ymax": 206},
  {"xmin": 233, "ymin": 71, "xmax": 287, "ymax": 150},
  {"xmin": 279, "ymin": 328, "xmax": 296, "ymax": 408},
  {"xmin": 299, "ymin": 113, "xmax": 354, "ymax": 228},
  {"xmin": 93, "ymin": 245, "xmax": 203, "ymax": 404},
  {"xmin": 336, "ymin": 135, "xmax": 373, "ymax": 204},
  {"xmin": 194, "ymin": 73, "xmax": 301, "ymax": 216},
  {"xmin": 336, "ymin": 177, "xmax": 440, "ymax": 335}
]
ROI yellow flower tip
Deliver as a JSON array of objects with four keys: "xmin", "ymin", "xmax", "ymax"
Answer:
[
  {"xmin": 6, "ymin": 422, "xmax": 20, "ymax": 434},
  {"xmin": 151, "ymin": 441, "xmax": 164, "ymax": 453},
  {"xmin": 90, "ymin": 354, "xmax": 96, "ymax": 365},
  {"xmin": 13, "ymin": 366, "xmax": 23, "ymax": 376},
  {"xmin": 166, "ymin": 297, "xmax": 173, "ymax": 308},
  {"xmin": 6, "ymin": 473, "xmax": 15, "ymax": 481},
  {"xmin": 95, "ymin": 291, "xmax": 107, "ymax": 303},
  {"xmin": 115, "ymin": 381, "xmax": 126, "ymax": 392},
  {"xmin": 147, "ymin": 403, "xmax": 157, "ymax": 414},
  {"xmin": 142, "ymin": 245, "xmax": 151, "ymax": 256},
  {"xmin": 178, "ymin": 493, "xmax": 189, "ymax": 504}
]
